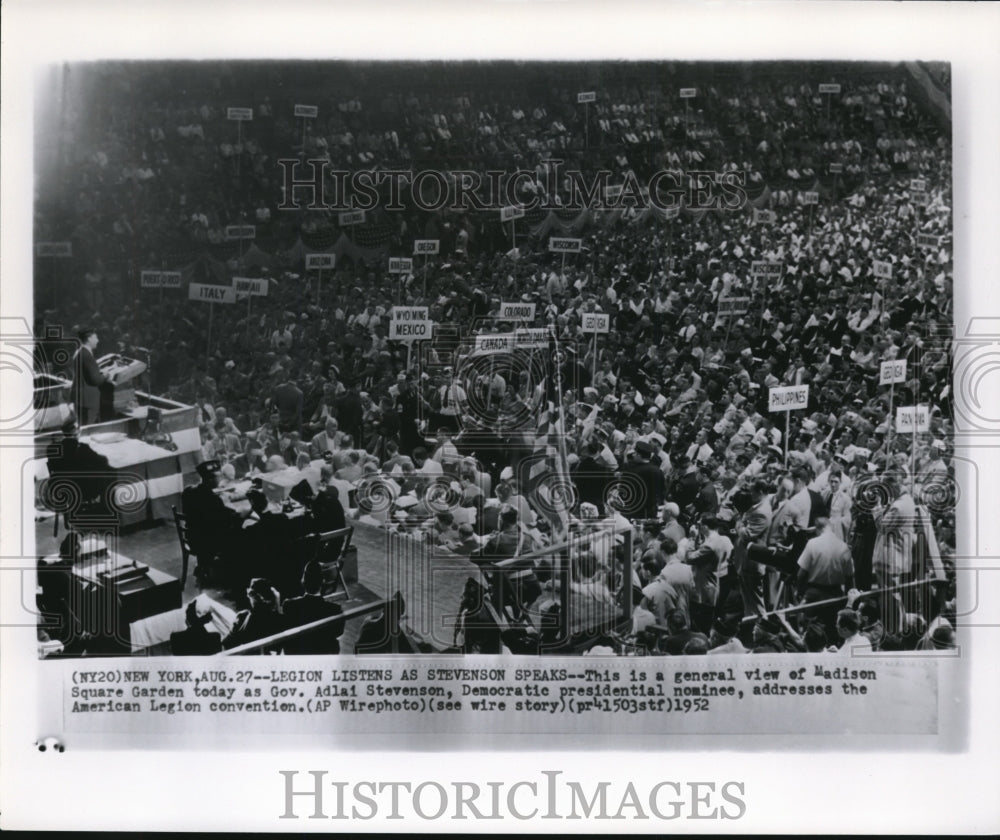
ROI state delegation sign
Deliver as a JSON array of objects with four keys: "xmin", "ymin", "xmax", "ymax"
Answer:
[
  {"xmin": 580, "ymin": 313, "xmax": 610, "ymax": 334},
  {"xmin": 499, "ymin": 302, "xmax": 536, "ymax": 321},
  {"xmin": 390, "ymin": 307, "xmax": 432, "ymax": 341}
]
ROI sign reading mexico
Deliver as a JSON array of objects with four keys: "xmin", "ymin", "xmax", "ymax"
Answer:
[
  {"xmin": 500, "ymin": 301, "xmax": 536, "ymax": 321},
  {"xmin": 189, "ymin": 283, "xmax": 235, "ymax": 304},
  {"xmin": 580, "ymin": 313, "xmax": 610, "ymax": 334},
  {"xmin": 880, "ymin": 359, "xmax": 907, "ymax": 386},
  {"xmin": 390, "ymin": 306, "xmax": 431, "ymax": 341},
  {"xmin": 769, "ymin": 384, "xmax": 810, "ymax": 412}
]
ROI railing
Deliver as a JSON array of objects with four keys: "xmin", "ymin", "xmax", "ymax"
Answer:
[{"xmin": 221, "ymin": 598, "xmax": 388, "ymax": 656}]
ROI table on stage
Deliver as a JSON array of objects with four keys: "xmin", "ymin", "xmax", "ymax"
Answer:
[
  {"xmin": 41, "ymin": 548, "xmax": 182, "ymax": 650},
  {"xmin": 40, "ymin": 431, "xmax": 200, "ymax": 527}
]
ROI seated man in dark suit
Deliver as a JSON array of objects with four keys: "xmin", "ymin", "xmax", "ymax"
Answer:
[
  {"xmin": 170, "ymin": 600, "xmax": 223, "ymax": 656},
  {"xmin": 223, "ymin": 577, "xmax": 287, "ymax": 653},
  {"xmin": 45, "ymin": 420, "xmax": 114, "ymax": 524},
  {"xmin": 281, "ymin": 561, "xmax": 345, "ymax": 654},
  {"xmin": 181, "ymin": 459, "xmax": 249, "ymax": 582}
]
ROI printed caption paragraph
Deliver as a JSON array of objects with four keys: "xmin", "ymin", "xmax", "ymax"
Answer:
[{"xmin": 58, "ymin": 657, "xmax": 938, "ymax": 736}]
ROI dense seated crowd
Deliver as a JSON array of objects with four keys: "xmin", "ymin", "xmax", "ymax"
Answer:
[{"xmin": 36, "ymin": 62, "xmax": 956, "ymax": 655}]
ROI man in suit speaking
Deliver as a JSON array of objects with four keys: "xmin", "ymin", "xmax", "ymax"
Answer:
[{"xmin": 70, "ymin": 328, "xmax": 115, "ymax": 426}]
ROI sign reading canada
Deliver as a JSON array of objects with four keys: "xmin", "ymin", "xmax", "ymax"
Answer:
[
  {"xmin": 768, "ymin": 385, "xmax": 810, "ymax": 412},
  {"xmin": 475, "ymin": 334, "xmax": 514, "ymax": 353}
]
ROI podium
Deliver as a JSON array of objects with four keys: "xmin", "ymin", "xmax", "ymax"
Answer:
[{"xmin": 97, "ymin": 353, "xmax": 147, "ymax": 416}]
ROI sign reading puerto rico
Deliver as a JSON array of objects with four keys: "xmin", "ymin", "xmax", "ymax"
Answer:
[
  {"xmin": 339, "ymin": 210, "xmax": 365, "ymax": 226},
  {"xmin": 896, "ymin": 404, "xmax": 930, "ymax": 433},
  {"xmin": 475, "ymin": 334, "xmax": 514, "ymax": 353},
  {"xmin": 233, "ymin": 277, "xmax": 269, "ymax": 297},
  {"xmin": 818, "ymin": 83, "xmax": 842, "ymax": 94},
  {"xmin": 189, "ymin": 283, "xmax": 235, "ymax": 304},
  {"xmin": 548, "ymin": 237, "xmax": 583, "ymax": 253},
  {"xmin": 414, "ymin": 239, "xmax": 440, "ymax": 255},
  {"xmin": 294, "ymin": 104, "xmax": 318, "ymax": 118},
  {"xmin": 829, "ymin": 163, "xmax": 844, "ymax": 174},
  {"xmin": 225, "ymin": 225, "xmax": 256, "ymax": 240},
  {"xmin": 872, "ymin": 260, "xmax": 893, "ymax": 279},
  {"xmin": 305, "ymin": 253, "xmax": 336, "ymax": 269},
  {"xmin": 388, "ymin": 258, "xmax": 414, "ymax": 274},
  {"xmin": 717, "ymin": 297, "xmax": 751, "ymax": 317},
  {"xmin": 880, "ymin": 359, "xmax": 908, "ymax": 386},
  {"xmin": 500, "ymin": 205, "xmax": 525, "ymax": 222},
  {"xmin": 580, "ymin": 313, "xmax": 610, "ymax": 334},
  {"xmin": 769, "ymin": 384, "xmax": 810, "ymax": 412},
  {"xmin": 679, "ymin": 88, "xmax": 697, "ymax": 98},
  {"xmin": 500, "ymin": 302, "xmax": 536, "ymax": 321},
  {"xmin": 141, "ymin": 270, "xmax": 182, "ymax": 289},
  {"xmin": 227, "ymin": 107, "xmax": 254, "ymax": 121},
  {"xmin": 35, "ymin": 242, "xmax": 73, "ymax": 257},
  {"xmin": 577, "ymin": 91, "xmax": 596, "ymax": 104}
]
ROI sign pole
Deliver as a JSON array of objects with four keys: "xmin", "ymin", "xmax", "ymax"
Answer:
[
  {"xmin": 423, "ymin": 254, "xmax": 428, "ymax": 300},
  {"xmin": 206, "ymin": 301, "xmax": 214, "ymax": 367},
  {"xmin": 784, "ymin": 411, "xmax": 790, "ymax": 468},
  {"xmin": 591, "ymin": 332, "xmax": 597, "ymax": 384},
  {"xmin": 316, "ymin": 267, "xmax": 322, "ymax": 306},
  {"xmin": 585, "ymin": 101, "xmax": 589, "ymax": 149},
  {"xmin": 236, "ymin": 120, "xmax": 242, "ymax": 177},
  {"xmin": 887, "ymin": 380, "xmax": 895, "ymax": 457},
  {"xmin": 511, "ymin": 218, "xmax": 516, "ymax": 253}
]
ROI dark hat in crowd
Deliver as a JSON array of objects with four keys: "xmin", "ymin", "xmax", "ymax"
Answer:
[{"xmin": 196, "ymin": 459, "xmax": 221, "ymax": 478}]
